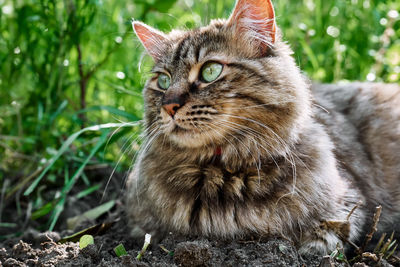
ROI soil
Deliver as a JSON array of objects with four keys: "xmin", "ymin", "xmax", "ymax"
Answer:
[
  {"xmin": 1, "ymin": 169, "xmax": 399, "ymax": 266},
  {"xmin": 1, "ymin": 213, "xmax": 399, "ymax": 267},
  {"xmin": 0, "ymin": 215, "xmax": 320, "ymax": 267}
]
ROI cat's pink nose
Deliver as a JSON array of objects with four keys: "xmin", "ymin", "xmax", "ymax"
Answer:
[{"xmin": 163, "ymin": 103, "xmax": 181, "ymax": 117}]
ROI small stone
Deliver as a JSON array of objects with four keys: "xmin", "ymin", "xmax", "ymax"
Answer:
[{"xmin": 174, "ymin": 241, "xmax": 212, "ymax": 267}]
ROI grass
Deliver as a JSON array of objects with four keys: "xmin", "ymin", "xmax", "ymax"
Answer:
[{"xmin": 0, "ymin": 0, "xmax": 399, "ymax": 238}]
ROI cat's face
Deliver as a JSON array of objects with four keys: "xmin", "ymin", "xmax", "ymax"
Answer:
[{"xmin": 134, "ymin": 0, "xmax": 310, "ymax": 152}]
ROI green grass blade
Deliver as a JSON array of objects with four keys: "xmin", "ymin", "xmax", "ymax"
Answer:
[
  {"xmin": 24, "ymin": 122, "xmax": 138, "ymax": 196},
  {"xmin": 47, "ymin": 130, "xmax": 110, "ymax": 230},
  {"xmin": 77, "ymin": 105, "xmax": 140, "ymax": 121},
  {"xmin": 61, "ymin": 129, "xmax": 110, "ymax": 195},
  {"xmin": 76, "ymin": 184, "xmax": 101, "ymax": 199},
  {"xmin": 49, "ymin": 100, "xmax": 68, "ymax": 124},
  {"xmin": 31, "ymin": 202, "xmax": 54, "ymax": 220}
]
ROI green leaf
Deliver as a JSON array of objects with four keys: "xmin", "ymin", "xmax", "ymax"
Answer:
[
  {"xmin": 59, "ymin": 221, "xmax": 116, "ymax": 243},
  {"xmin": 114, "ymin": 243, "xmax": 128, "ymax": 257},
  {"xmin": 67, "ymin": 200, "xmax": 115, "ymax": 230},
  {"xmin": 79, "ymin": 234, "xmax": 94, "ymax": 249}
]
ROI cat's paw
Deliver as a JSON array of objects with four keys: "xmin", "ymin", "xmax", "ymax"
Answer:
[{"xmin": 298, "ymin": 220, "xmax": 349, "ymax": 255}]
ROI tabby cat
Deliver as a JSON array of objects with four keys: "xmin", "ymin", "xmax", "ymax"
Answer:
[{"xmin": 126, "ymin": 0, "xmax": 400, "ymax": 254}]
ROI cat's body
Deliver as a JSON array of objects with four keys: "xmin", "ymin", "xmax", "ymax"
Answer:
[{"xmin": 126, "ymin": 0, "xmax": 400, "ymax": 254}]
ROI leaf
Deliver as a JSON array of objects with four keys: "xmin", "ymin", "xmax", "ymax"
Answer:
[
  {"xmin": 67, "ymin": 200, "xmax": 115, "ymax": 230},
  {"xmin": 59, "ymin": 220, "xmax": 116, "ymax": 243},
  {"xmin": 114, "ymin": 243, "xmax": 128, "ymax": 257},
  {"xmin": 79, "ymin": 234, "xmax": 95, "ymax": 249}
]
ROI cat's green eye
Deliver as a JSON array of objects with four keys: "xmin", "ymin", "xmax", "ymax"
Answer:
[
  {"xmin": 201, "ymin": 62, "xmax": 223, "ymax": 83},
  {"xmin": 157, "ymin": 73, "xmax": 170, "ymax": 90}
]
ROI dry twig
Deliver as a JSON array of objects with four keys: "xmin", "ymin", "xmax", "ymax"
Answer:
[{"xmin": 357, "ymin": 205, "xmax": 382, "ymax": 254}]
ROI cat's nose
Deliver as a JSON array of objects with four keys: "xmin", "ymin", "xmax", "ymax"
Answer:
[
  {"xmin": 163, "ymin": 103, "xmax": 181, "ymax": 117},
  {"xmin": 162, "ymin": 90, "xmax": 187, "ymax": 118}
]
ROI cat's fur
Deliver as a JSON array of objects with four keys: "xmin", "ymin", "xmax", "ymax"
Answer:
[{"xmin": 126, "ymin": 0, "xmax": 400, "ymax": 254}]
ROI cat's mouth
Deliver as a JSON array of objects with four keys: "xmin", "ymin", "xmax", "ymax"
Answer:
[
  {"xmin": 164, "ymin": 119, "xmax": 201, "ymax": 134},
  {"xmin": 170, "ymin": 122, "xmax": 190, "ymax": 133},
  {"xmin": 159, "ymin": 103, "xmax": 224, "ymax": 147}
]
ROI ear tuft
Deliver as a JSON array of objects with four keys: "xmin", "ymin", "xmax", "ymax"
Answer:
[
  {"xmin": 228, "ymin": 0, "xmax": 276, "ymax": 55},
  {"xmin": 132, "ymin": 20, "xmax": 168, "ymax": 61}
]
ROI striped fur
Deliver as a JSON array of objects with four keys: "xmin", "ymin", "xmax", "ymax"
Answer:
[{"xmin": 126, "ymin": 0, "xmax": 400, "ymax": 255}]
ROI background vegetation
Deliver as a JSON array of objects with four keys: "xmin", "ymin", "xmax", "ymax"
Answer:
[{"xmin": 0, "ymin": 0, "xmax": 399, "ymax": 236}]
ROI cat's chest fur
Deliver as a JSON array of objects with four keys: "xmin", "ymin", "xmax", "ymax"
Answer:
[{"xmin": 131, "ymin": 117, "xmax": 366, "ymax": 249}]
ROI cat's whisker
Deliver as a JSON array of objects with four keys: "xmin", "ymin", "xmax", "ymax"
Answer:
[
  {"xmin": 102, "ymin": 131, "xmax": 140, "ymax": 201},
  {"xmin": 217, "ymin": 119, "xmax": 281, "ymax": 170},
  {"xmin": 210, "ymin": 121, "xmax": 262, "ymax": 182},
  {"xmin": 99, "ymin": 120, "xmax": 145, "ymax": 199},
  {"xmin": 219, "ymin": 118, "xmax": 299, "ymax": 194},
  {"xmin": 106, "ymin": 121, "xmax": 160, "ymax": 198},
  {"xmin": 216, "ymin": 98, "xmax": 295, "ymax": 108},
  {"xmin": 198, "ymin": 122, "xmax": 241, "ymax": 160},
  {"xmin": 189, "ymin": 121, "xmax": 213, "ymax": 152},
  {"xmin": 217, "ymin": 117, "xmax": 285, "ymax": 158},
  {"xmin": 312, "ymin": 103, "xmax": 330, "ymax": 114},
  {"xmin": 130, "ymin": 126, "xmax": 163, "ymax": 205},
  {"xmin": 219, "ymin": 113, "xmax": 290, "ymax": 152},
  {"xmin": 147, "ymin": 86, "xmax": 166, "ymax": 93},
  {"xmin": 219, "ymin": 119, "xmax": 299, "ymax": 190},
  {"xmin": 216, "ymin": 120, "xmax": 274, "ymax": 174}
]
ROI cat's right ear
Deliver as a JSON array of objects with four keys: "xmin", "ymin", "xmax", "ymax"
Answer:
[
  {"xmin": 228, "ymin": 0, "xmax": 276, "ymax": 55},
  {"xmin": 132, "ymin": 20, "xmax": 168, "ymax": 61}
]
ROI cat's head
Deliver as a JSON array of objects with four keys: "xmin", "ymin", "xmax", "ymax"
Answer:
[{"xmin": 133, "ymin": 0, "xmax": 311, "ymax": 155}]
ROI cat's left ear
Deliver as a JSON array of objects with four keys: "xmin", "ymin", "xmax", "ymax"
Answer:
[
  {"xmin": 132, "ymin": 20, "xmax": 168, "ymax": 61},
  {"xmin": 228, "ymin": 0, "xmax": 276, "ymax": 54}
]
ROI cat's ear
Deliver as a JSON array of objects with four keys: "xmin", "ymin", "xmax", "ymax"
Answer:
[
  {"xmin": 132, "ymin": 20, "xmax": 168, "ymax": 61},
  {"xmin": 228, "ymin": 0, "xmax": 276, "ymax": 53}
]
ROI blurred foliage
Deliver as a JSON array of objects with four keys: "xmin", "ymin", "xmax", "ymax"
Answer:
[{"xmin": 0, "ymin": 0, "xmax": 399, "ymax": 232}]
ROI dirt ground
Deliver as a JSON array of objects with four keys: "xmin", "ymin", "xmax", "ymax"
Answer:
[
  {"xmin": 1, "ymin": 212, "xmax": 399, "ymax": 267},
  {"xmin": 0, "ymin": 170, "xmax": 398, "ymax": 266}
]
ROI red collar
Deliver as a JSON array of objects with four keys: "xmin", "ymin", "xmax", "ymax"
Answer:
[{"xmin": 215, "ymin": 147, "xmax": 222, "ymax": 156}]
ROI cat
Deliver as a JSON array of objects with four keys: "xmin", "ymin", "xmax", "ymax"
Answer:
[{"xmin": 125, "ymin": 0, "xmax": 400, "ymax": 255}]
